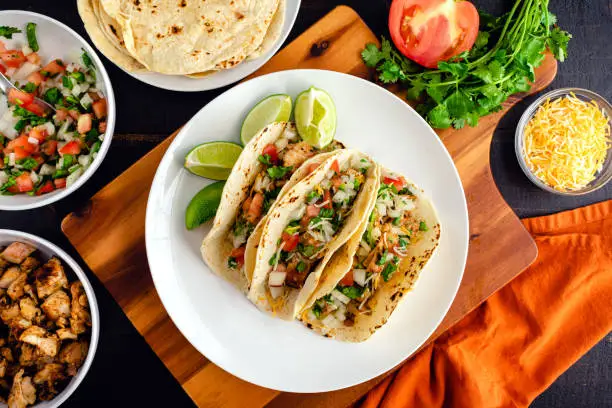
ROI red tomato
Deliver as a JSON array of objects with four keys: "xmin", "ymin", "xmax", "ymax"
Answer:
[
  {"xmin": 306, "ymin": 204, "xmax": 320, "ymax": 218},
  {"xmin": 59, "ymin": 141, "xmax": 81, "ymax": 155},
  {"xmin": 7, "ymin": 88, "xmax": 34, "ymax": 107},
  {"xmin": 339, "ymin": 271, "xmax": 354, "ymax": 286},
  {"xmin": 77, "ymin": 114, "xmax": 93, "ymax": 134},
  {"xmin": 68, "ymin": 110, "xmax": 80, "ymax": 121},
  {"xmin": 36, "ymin": 180, "xmax": 55, "ymax": 196},
  {"xmin": 6, "ymin": 135, "xmax": 35, "ymax": 155},
  {"xmin": 0, "ymin": 50, "xmax": 26, "ymax": 68},
  {"xmin": 323, "ymin": 190, "xmax": 332, "ymax": 208},
  {"xmin": 55, "ymin": 109, "xmax": 69, "ymax": 122},
  {"xmin": 41, "ymin": 140, "xmax": 58, "ymax": 156},
  {"xmin": 15, "ymin": 173, "xmax": 33, "ymax": 193},
  {"xmin": 0, "ymin": 64, "xmax": 6, "ymax": 74},
  {"xmin": 25, "ymin": 52, "xmax": 41, "ymax": 65},
  {"xmin": 330, "ymin": 160, "xmax": 340, "ymax": 173},
  {"xmin": 42, "ymin": 59, "xmax": 65, "ymax": 75},
  {"xmin": 383, "ymin": 176, "xmax": 407, "ymax": 190},
  {"xmin": 230, "ymin": 246, "xmax": 246, "ymax": 266},
  {"xmin": 307, "ymin": 162, "xmax": 320, "ymax": 174},
  {"xmin": 281, "ymin": 232, "xmax": 299, "ymax": 252},
  {"xmin": 23, "ymin": 101, "xmax": 48, "ymax": 117},
  {"xmin": 92, "ymin": 98, "xmax": 108, "ymax": 119},
  {"xmin": 98, "ymin": 121, "xmax": 107, "ymax": 133},
  {"xmin": 262, "ymin": 144, "xmax": 278, "ymax": 164},
  {"xmin": 26, "ymin": 71, "xmax": 45, "ymax": 86},
  {"xmin": 29, "ymin": 127, "xmax": 47, "ymax": 143},
  {"xmin": 388, "ymin": 0, "xmax": 479, "ymax": 68},
  {"xmin": 53, "ymin": 178, "xmax": 67, "ymax": 189},
  {"xmin": 12, "ymin": 147, "xmax": 30, "ymax": 160}
]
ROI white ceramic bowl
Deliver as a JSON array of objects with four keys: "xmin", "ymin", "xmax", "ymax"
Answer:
[
  {"xmin": 0, "ymin": 10, "xmax": 115, "ymax": 211},
  {"xmin": 0, "ymin": 229, "xmax": 100, "ymax": 408}
]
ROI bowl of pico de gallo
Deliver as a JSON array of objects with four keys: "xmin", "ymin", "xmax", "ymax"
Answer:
[{"xmin": 0, "ymin": 10, "xmax": 115, "ymax": 210}]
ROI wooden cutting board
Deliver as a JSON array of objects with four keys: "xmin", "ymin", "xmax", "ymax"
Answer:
[{"xmin": 62, "ymin": 6, "xmax": 556, "ymax": 408}]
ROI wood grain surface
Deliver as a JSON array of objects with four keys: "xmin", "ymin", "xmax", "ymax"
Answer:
[{"xmin": 61, "ymin": 6, "xmax": 556, "ymax": 408}]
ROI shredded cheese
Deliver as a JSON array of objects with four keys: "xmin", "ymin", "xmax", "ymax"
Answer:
[{"xmin": 523, "ymin": 93, "xmax": 611, "ymax": 191}]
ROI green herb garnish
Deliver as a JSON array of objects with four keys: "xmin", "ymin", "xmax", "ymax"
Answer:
[
  {"xmin": 267, "ymin": 165, "xmax": 292, "ymax": 180},
  {"xmin": 419, "ymin": 221, "xmax": 428, "ymax": 231},
  {"xmin": 0, "ymin": 26, "xmax": 21, "ymax": 39},
  {"xmin": 26, "ymin": 22, "xmax": 39, "ymax": 52},
  {"xmin": 43, "ymin": 88, "xmax": 61, "ymax": 105},
  {"xmin": 338, "ymin": 285, "xmax": 364, "ymax": 300}
]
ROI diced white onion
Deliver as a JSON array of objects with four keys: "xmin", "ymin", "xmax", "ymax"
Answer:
[
  {"xmin": 8, "ymin": 153, "xmax": 15, "ymax": 166},
  {"xmin": 21, "ymin": 45, "xmax": 33, "ymax": 56},
  {"xmin": 274, "ymin": 137, "xmax": 288, "ymax": 150},
  {"xmin": 12, "ymin": 62, "xmax": 39, "ymax": 81},
  {"xmin": 353, "ymin": 269, "xmax": 367, "ymax": 286},
  {"xmin": 80, "ymin": 93, "xmax": 93, "ymax": 109},
  {"xmin": 71, "ymin": 83, "xmax": 82, "ymax": 96},
  {"xmin": 42, "ymin": 122, "xmax": 56, "ymax": 136},
  {"xmin": 0, "ymin": 172, "xmax": 7, "ymax": 185},
  {"xmin": 314, "ymin": 200, "xmax": 330, "ymax": 208},
  {"xmin": 27, "ymin": 136, "xmax": 39, "ymax": 145},
  {"xmin": 66, "ymin": 167, "xmax": 83, "ymax": 187},
  {"xmin": 372, "ymin": 226, "xmax": 381, "ymax": 242},
  {"xmin": 321, "ymin": 314, "xmax": 338, "ymax": 327},
  {"xmin": 29, "ymin": 171, "xmax": 39, "ymax": 184},
  {"xmin": 268, "ymin": 271, "xmax": 286, "ymax": 287},
  {"xmin": 388, "ymin": 209, "xmax": 402, "ymax": 218},
  {"xmin": 65, "ymin": 63, "xmax": 78, "ymax": 72},
  {"xmin": 331, "ymin": 289, "xmax": 351, "ymax": 304},
  {"xmin": 375, "ymin": 203, "xmax": 387, "ymax": 216},
  {"xmin": 270, "ymin": 286, "xmax": 284, "ymax": 299},
  {"xmin": 0, "ymin": 109, "xmax": 19, "ymax": 139},
  {"xmin": 333, "ymin": 190, "xmax": 347, "ymax": 203},
  {"xmin": 57, "ymin": 157, "xmax": 64, "ymax": 170},
  {"xmin": 334, "ymin": 308, "xmax": 347, "ymax": 322},
  {"xmin": 326, "ymin": 170, "xmax": 335, "ymax": 179},
  {"xmin": 283, "ymin": 126, "xmax": 297, "ymax": 140},
  {"xmin": 39, "ymin": 164, "xmax": 54, "ymax": 176},
  {"xmin": 320, "ymin": 179, "xmax": 331, "ymax": 189}
]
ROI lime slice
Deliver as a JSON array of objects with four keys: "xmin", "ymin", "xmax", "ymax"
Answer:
[
  {"xmin": 184, "ymin": 141, "xmax": 243, "ymax": 180},
  {"xmin": 240, "ymin": 94, "xmax": 292, "ymax": 145},
  {"xmin": 294, "ymin": 87, "xmax": 337, "ymax": 149},
  {"xmin": 185, "ymin": 181, "xmax": 225, "ymax": 230}
]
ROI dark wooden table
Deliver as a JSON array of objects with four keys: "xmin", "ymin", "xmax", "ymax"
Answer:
[{"xmin": 2, "ymin": 1, "xmax": 611, "ymax": 407}]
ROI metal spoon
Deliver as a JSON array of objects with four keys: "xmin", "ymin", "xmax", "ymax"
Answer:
[{"xmin": 0, "ymin": 70, "xmax": 55, "ymax": 114}]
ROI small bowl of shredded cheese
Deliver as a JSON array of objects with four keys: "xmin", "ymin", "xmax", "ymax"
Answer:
[{"xmin": 516, "ymin": 88, "xmax": 612, "ymax": 195}]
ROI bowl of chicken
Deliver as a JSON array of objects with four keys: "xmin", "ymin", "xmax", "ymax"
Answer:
[{"xmin": 0, "ymin": 230, "xmax": 99, "ymax": 408}]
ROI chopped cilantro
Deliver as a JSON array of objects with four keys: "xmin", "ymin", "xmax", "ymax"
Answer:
[
  {"xmin": 419, "ymin": 221, "xmax": 428, "ymax": 231},
  {"xmin": 62, "ymin": 154, "xmax": 75, "ymax": 169},
  {"xmin": 338, "ymin": 285, "xmax": 364, "ymax": 300},
  {"xmin": 268, "ymin": 253, "xmax": 278, "ymax": 266},
  {"xmin": 398, "ymin": 187, "xmax": 412, "ymax": 195},
  {"xmin": 306, "ymin": 190, "xmax": 320, "ymax": 202},
  {"xmin": 312, "ymin": 303, "xmax": 322, "ymax": 318},
  {"xmin": 22, "ymin": 82, "xmax": 37, "ymax": 93},
  {"xmin": 14, "ymin": 119, "xmax": 27, "ymax": 132},
  {"xmin": 62, "ymin": 76, "xmax": 74, "ymax": 90},
  {"xmin": 228, "ymin": 257, "xmax": 238, "ymax": 269},
  {"xmin": 81, "ymin": 49, "xmax": 94, "ymax": 68},
  {"xmin": 52, "ymin": 169, "xmax": 69, "ymax": 179},
  {"xmin": 376, "ymin": 250, "xmax": 389, "ymax": 266},
  {"xmin": 70, "ymin": 71, "xmax": 86, "ymax": 83},
  {"xmin": 382, "ymin": 261, "xmax": 398, "ymax": 282},
  {"xmin": 298, "ymin": 244, "xmax": 317, "ymax": 258},
  {"xmin": 319, "ymin": 208, "xmax": 334, "ymax": 218},
  {"xmin": 0, "ymin": 26, "xmax": 20, "ymax": 39},
  {"xmin": 267, "ymin": 165, "xmax": 292, "ymax": 180},
  {"xmin": 26, "ymin": 22, "xmax": 39, "ymax": 52},
  {"xmin": 17, "ymin": 158, "xmax": 38, "ymax": 171},
  {"xmin": 258, "ymin": 154, "xmax": 272, "ymax": 166},
  {"xmin": 296, "ymin": 261, "xmax": 306, "ymax": 272},
  {"xmin": 43, "ymin": 88, "xmax": 61, "ymax": 105},
  {"xmin": 392, "ymin": 217, "xmax": 401, "ymax": 226}
]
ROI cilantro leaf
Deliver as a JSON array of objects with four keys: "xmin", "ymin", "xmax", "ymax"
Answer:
[
  {"xmin": 427, "ymin": 105, "xmax": 452, "ymax": 129},
  {"xmin": 0, "ymin": 26, "xmax": 21, "ymax": 39},
  {"xmin": 361, "ymin": 43, "xmax": 384, "ymax": 67}
]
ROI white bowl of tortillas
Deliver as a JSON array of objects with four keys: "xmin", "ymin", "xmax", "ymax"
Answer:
[{"xmin": 77, "ymin": 0, "xmax": 301, "ymax": 91}]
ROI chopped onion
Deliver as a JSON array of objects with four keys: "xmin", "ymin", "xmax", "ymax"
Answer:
[
  {"xmin": 269, "ymin": 286, "xmax": 284, "ymax": 299},
  {"xmin": 66, "ymin": 167, "xmax": 84, "ymax": 187},
  {"xmin": 375, "ymin": 203, "xmax": 387, "ymax": 217},
  {"xmin": 39, "ymin": 164, "xmax": 55, "ymax": 176},
  {"xmin": 283, "ymin": 127, "xmax": 297, "ymax": 140},
  {"xmin": 326, "ymin": 170, "xmax": 335, "ymax": 179},
  {"xmin": 29, "ymin": 171, "xmax": 39, "ymax": 184},
  {"xmin": 274, "ymin": 137, "xmax": 289, "ymax": 150},
  {"xmin": 314, "ymin": 200, "xmax": 330, "ymax": 208},
  {"xmin": 71, "ymin": 83, "xmax": 82, "ymax": 96},
  {"xmin": 395, "ymin": 196, "xmax": 415, "ymax": 211},
  {"xmin": 232, "ymin": 232, "xmax": 247, "ymax": 249},
  {"xmin": 27, "ymin": 136, "xmax": 39, "ymax": 145},
  {"xmin": 21, "ymin": 45, "xmax": 33, "ymax": 56},
  {"xmin": 321, "ymin": 314, "xmax": 338, "ymax": 327},
  {"xmin": 333, "ymin": 190, "xmax": 347, "ymax": 203},
  {"xmin": 334, "ymin": 309, "xmax": 347, "ymax": 322},
  {"xmin": 57, "ymin": 157, "xmax": 64, "ymax": 170},
  {"xmin": 42, "ymin": 122, "xmax": 56, "ymax": 136},
  {"xmin": 388, "ymin": 209, "xmax": 402, "ymax": 218},
  {"xmin": 353, "ymin": 269, "xmax": 367, "ymax": 286},
  {"xmin": 8, "ymin": 153, "xmax": 15, "ymax": 166},
  {"xmin": 0, "ymin": 109, "xmax": 19, "ymax": 139},
  {"xmin": 331, "ymin": 289, "xmax": 351, "ymax": 304},
  {"xmin": 393, "ymin": 247, "xmax": 409, "ymax": 257},
  {"xmin": 12, "ymin": 62, "xmax": 39, "ymax": 81},
  {"xmin": 0, "ymin": 172, "xmax": 7, "ymax": 185},
  {"xmin": 80, "ymin": 93, "xmax": 93, "ymax": 109},
  {"xmin": 320, "ymin": 179, "xmax": 331, "ymax": 189},
  {"xmin": 268, "ymin": 271, "xmax": 287, "ymax": 287}
]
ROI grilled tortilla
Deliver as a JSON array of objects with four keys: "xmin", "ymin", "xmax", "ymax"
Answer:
[
  {"xmin": 248, "ymin": 150, "xmax": 380, "ymax": 320},
  {"xmin": 299, "ymin": 169, "xmax": 440, "ymax": 342}
]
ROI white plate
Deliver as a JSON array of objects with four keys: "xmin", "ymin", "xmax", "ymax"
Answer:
[
  {"xmin": 119, "ymin": 0, "xmax": 301, "ymax": 91},
  {"xmin": 145, "ymin": 69, "xmax": 469, "ymax": 392},
  {"xmin": 0, "ymin": 10, "xmax": 116, "ymax": 211}
]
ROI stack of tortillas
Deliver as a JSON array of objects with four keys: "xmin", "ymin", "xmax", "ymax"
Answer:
[{"xmin": 78, "ymin": 0, "xmax": 285, "ymax": 77}]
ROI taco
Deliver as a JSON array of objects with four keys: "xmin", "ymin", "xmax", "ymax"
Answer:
[
  {"xmin": 299, "ymin": 169, "xmax": 441, "ymax": 342},
  {"xmin": 247, "ymin": 150, "xmax": 380, "ymax": 320},
  {"xmin": 201, "ymin": 122, "xmax": 343, "ymax": 293}
]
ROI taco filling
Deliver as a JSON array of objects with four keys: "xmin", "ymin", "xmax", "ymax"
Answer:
[
  {"xmin": 307, "ymin": 172, "xmax": 429, "ymax": 328},
  {"xmin": 266, "ymin": 157, "xmax": 373, "ymax": 300},
  {"xmin": 227, "ymin": 126, "xmax": 343, "ymax": 270}
]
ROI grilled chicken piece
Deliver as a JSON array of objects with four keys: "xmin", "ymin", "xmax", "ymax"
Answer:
[
  {"xmin": 0, "ymin": 304, "xmax": 20, "ymax": 324},
  {"xmin": 0, "ymin": 257, "xmax": 9, "ymax": 271},
  {"xmin": 7, "ymin": 273, "xmax": 27, "ymax": 301},
  {"xmin": 56, "ymin": 328, "xmax": 77, "ymax": 341},
  {"xmin": 18, "ymin": 298, "xmax": 39, "ymax": 322},
  {"xmin": 35, "ymin": 258, "xmax": 68, "ymax": 299},
  {"xmin": 0, "ymin": 267, "xmax": 21, "ymax": 289},
  {"xmin": 59, "ymin": 341, "xmax": 88, "ymax": 376},
  {"xmin": 282, "ymin": 141, "xmax": 315, "ymax": 168},
  {"xmin": 41, "ymin": 290, "xmax": 70, "ymax": 322},
  {"xmin": 1, "ymin": 243, "xmax": 36, "ymax": 265},
  {"xmin": 0, "ymin": 358, "xmax": 6, "ymax": 378},
  {"xmin": 18, "ymin": 257, "xmax": 39, "ymax": 275},
  {"xmin": 18, "ymin": 344, "xmax": 38, "ymax": 368},
  {"xmin": 7, "ymin": 369, "xmax": 36, "ymax": 408},
  {"xmin": 0, "ymin": 348, "xmax": 13, "ymax": 363},
  {"xmin": 19, "ymin": 327, "xmax": 59, "ymax": 357},
  {"xmin": 33, "ymin": 363, "xmax": 65, "ymax": 388},
  {"xmin": 9, "ymin": 318, "xmax": 32, "ymax": 338},
  {"xmin": 69, "ymin": 282, "xmax": 90, "ymax": 335}
]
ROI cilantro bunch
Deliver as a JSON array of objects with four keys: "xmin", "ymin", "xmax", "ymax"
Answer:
[{"xmin": 362, "ymin": 0, "xmax": 572, "ymax": 129}]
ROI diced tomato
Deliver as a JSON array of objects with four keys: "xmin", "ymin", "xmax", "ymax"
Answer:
[
  {"xmin": 330, "ymin": 160, "xmax": 340, "ymax": 173},
  {"xmin": 244, "ymin": 192, "xmax": 264, "ymax": 224},
  {"xmin": 98, "ymin": 121, "xmax": 107, "ymax": 133},
  {"xmin": 12, "ymin": 147, "xmax": 30, "ymax": 160},
  {"xmin": 41, "ymin": 140, "xmax": 58, "ymax": 156},
  {"xmin": 262, "ymin": 144, "xmax": 278, "ymax": 164},
  {"xmin": 0, "ymin": 64, "xmax": 5, "ymax": 74},
  {"xmin": 383, "ymin": 176, "xmax": 407, "ymax": 190},
  {"xmin": 29, "ymin": 127, "xmax": 47, "ymax": 143},
  {"xmin": 0, "ymin": 50, "xmax": 26, "ymax": 68},
  {"xmin": 42, "ymin": 59, "xmax": 65, "ymax": 75},
  {"xmin": 6, "ymin": 135, "xmax": 35, "ymax": 155},
  {"xmin": 68, "ymin": 110, "xmax": 80, "ymax": 121},
  {"xmin": 55, "ymin": 109, "xmax": 69, "ymax": 122},
  {"xmin": 307, "ymin": 162, "xmax": 320, "ymax": 174},
  {"xmin": 230, "ymin": 246, "xmax": 246, "ymax": 266},
  {"xmin": 26, "ymin": 71, "xmax": 45, "ymax": 86},
  {"xmin": 53, "ymin": 178, "xmax": 67, "ymax": 189},
  {"xmin": 77, "ymin": 114, "xmax": 93, "ymax": 134},
  {"xmin": 59, "ymin": 141, "xmax": 81, "ymax": 155},
  {"xmin": 331, "ymin": 176, "xmax": 343, "ymax": 188},
  {"xmin": 7, "ymin": 88, "xmax": 34, "ymax": 107},
  {"xmin": 32, "ymin": 155, "xmax": 44, "ymax": 170},
  {"xmin": 36, "ymin": 180, "xmax": 55, "ymax": 196},
  {"xmin": 92, "ymin": 98, "xmax": 108, "ymax": 119},
  {"xmin": 281, "ymin": 232, "xmax": 299, "ymax": 252},
  {"xmin": 339, "ymin": 271, "xmax": 354, "ymax": 286},
  {"xmin": 25, "ymin": 52, "xmax": 41, "ymax": 65},
  {"xmin": 7, "ymin": 185, "xmax": 19, "ymax": 194},
  {"xmin": 306, "ymin": 205, "xmax": 320, "ymax": 218},
  {"xmin": 15, "ymin": 173, "xmax": 33, "ymax": 193},
  {"xmin": 323, "ymin": 190, "xmax": 332, "ymax": 208},
  {"xmin": 23, "ymin": 101, "xmax": 48, "ymax": 117}
]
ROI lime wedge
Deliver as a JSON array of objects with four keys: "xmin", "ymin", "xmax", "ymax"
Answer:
[
  {"xmin": 185, "ymin": 181, "xmax": 225, "ymax": 230},
  {"xmin": 240, "ymin": 94, "xmax": 292, "ymax": 145},
  {"xmin": 184, "ymin": 141, "xmax": 243, "ymax": 180},
  {"xmin": 294, "ymin": 87, "xmax": 337, "ymax": 149}
]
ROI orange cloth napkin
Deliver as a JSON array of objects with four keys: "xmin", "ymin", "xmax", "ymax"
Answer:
[{"xmin": 361, "ymin": 200, "xmax": 612, "ymax": 408}]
